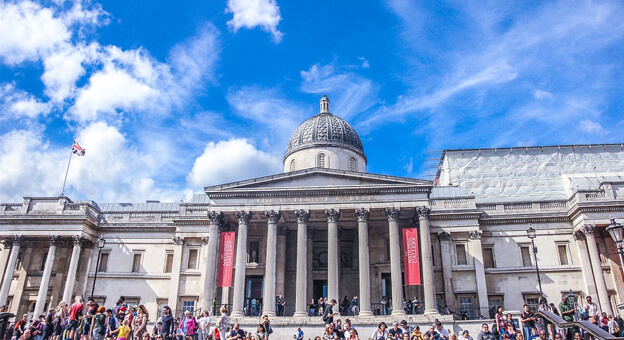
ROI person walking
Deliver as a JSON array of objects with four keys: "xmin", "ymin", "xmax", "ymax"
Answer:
[
  {"xmin": 91, "ymin": 307, "xmax": 107, "ymax": 340},
  {"xmin": 160, "ymin": 307, "xmax": 174, "ymax": 340},
  {"xmin": 132, "ymin": 305, "xmax": 149, "ymax": 340},
  {"xmin": 322, "ymin": 300, "xmax": 337, "ymax": 325}
]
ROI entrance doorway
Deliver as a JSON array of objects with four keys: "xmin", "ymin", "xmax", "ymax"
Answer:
[
  {"xmin": 313, "ymin": 280, "xmax": 327, "ymax": 300},
  {"xmin": 244, "ymin": 276, "xmax": 263, "ymax": 316}
]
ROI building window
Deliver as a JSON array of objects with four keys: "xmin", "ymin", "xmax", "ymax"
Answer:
[
  {"xmin": 132, "ymin": 253, "xmax": 142, "ymax": 273},
  {"xmin": 557, "ymin": 244, "xmax": 570, "ymax": 265},
  {"xmin": 98, "ymin": 253, "xmax": 109, "ymax": 272},
  {"xmin": 290, "ymin": 159, "xmax": 296, "ymax": 171},
  {"xmin": 40, "ymin": 252, "xmax": 48, "ymax": 271},
  {"xmin": 524, "ymin": 295, "xmax": 540, "ymax": 313},
  {"xmin": 455, "ymin": 244, "xmax": 467, "ymax": 265},
  {"xmin": 349, "ymin": 157, "xmax": 356, "ymax": 171},
  {"xmin": 520, "ymin": 246, "xmax": 532, "ymax": 267},
  {"xmin": 317, "ymin": 153, "xmax": 326, "ymax": 168},
  {"xmin": 156, "ymin": 299, "xmax": 168, "ymax": 319},
  {"xmin": 124, "ymin": 297, "xmax": 140, "ymax": 306},
  {"xmin": 483, "ymin": 247, "xmax": 495, "ymax": 268},
  {"xmin": 248, "ymin": 242, "xmax": 259, "ymax": 263},
  {"xmin": 164, "ymin": 252, "xmax": 173, "ymax": 273},
  {"xmin": 459, "ymin": 295, "xmax": 475, "ymax": 319},
  {"xmin": 182, "ymin": 300, "xmax": 195, "ymax": 314},
  {"xmin": 187, "ymin": 248, "xmax": 198, "ymax": 270},
  {"xmin": 488, "ymin": 296, "xmax": 503, "ymax": 319}
]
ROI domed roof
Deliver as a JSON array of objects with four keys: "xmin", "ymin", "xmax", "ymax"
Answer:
[{"xmin": 285, "ymin": 95, "xmax": 365, "ymax": 159}]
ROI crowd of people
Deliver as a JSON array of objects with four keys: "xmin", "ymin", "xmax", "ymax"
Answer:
[{"xmin": 3, "ymin": 293, "xmax": 624, "ymax": 340}]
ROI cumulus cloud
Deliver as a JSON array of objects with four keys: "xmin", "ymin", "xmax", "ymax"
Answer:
[
  {"xmin": 579, "ymin": 119, "xmax": 606, "ymax": 135},
  {"xmin": 0, "ymin": 84, "xmax": 50, "ymax": 119},
  {"xmin": 300, "ymin": 63, "xmax": 378, "ymax": 119},
  {"xmin": 533, "ymin": 90, "xmax": 553, "ymax": 100},
  {"xmin": 0, "ymin": 1, "xmax": 70, "ymax": 64},
  {"xmin": 226, "ymin": 0, "xmax": 283, "ymax": 42},
  {"xmin": 187, "ymin": 138, "xmax": 281, "ymax": 186}
]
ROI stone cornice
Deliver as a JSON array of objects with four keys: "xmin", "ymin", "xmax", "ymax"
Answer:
[
  {"xmin": 0, "ymin": 217, "xmax": 98, "ymax": 228},
  {"xmin": 99, "ymin": 226, "xmax": 177, "ymax": 232},
  {"xmin": 429, "ymin": 211, "xmax": 483, "ymax": 220},
  {"xmin": 479, "ymin": 215, "xmax": 570, "ymax": 225},
  {"xmin": 205, "ymin": 186, "xmax": 430, "ymax": 198},
  {"xmin": 567, "ymin": 201, "xmax": 624, "ymax": 221}
]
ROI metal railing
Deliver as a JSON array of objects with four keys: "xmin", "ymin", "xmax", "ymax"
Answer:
[{"xmin": 535, "ymin": 309, "xmax": 621, "ymax": 340}]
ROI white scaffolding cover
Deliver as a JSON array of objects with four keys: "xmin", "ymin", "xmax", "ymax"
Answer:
[{"xmin": 437, "ymin": 144, "xmax": 624, "ymax": 203}]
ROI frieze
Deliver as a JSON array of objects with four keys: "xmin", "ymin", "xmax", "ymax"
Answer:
[{"xmin": 255, "ymin": 195, "xmax": 381, "ymax": 204}]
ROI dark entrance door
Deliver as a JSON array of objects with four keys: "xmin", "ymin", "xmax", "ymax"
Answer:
[
  {"xmin": 245, "ymin": 275, "xmax": 263, "ymax": 316},
  {"xmin": 313, "ymin": 280, "xmax": 328, "ymax": 300}
]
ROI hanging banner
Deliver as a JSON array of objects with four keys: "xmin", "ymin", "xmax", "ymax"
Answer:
[
  {"xmin": 402, "ymin": 228, "xmax": 422, "ymax": 285},
  {"xmin": 217, "ymin": 231, "xmax": 235, "ymax": 287}
]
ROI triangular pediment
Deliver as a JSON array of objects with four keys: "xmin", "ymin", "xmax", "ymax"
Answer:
[{"xmin": 204, "ymin": 168, "xmax": 431, "ymax": 196}]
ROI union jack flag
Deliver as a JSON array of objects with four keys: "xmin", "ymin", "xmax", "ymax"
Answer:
[{"xmin": 72, "ymin": 139, "xmax": 86, "ymax": 156}]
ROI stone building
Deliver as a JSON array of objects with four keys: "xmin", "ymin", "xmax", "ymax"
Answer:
[{"xmin": 0, "ymin": 96, "xmax": 623, "ymax": 329}]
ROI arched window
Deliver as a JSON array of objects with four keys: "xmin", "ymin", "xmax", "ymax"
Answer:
[
  {"xmin": 317, "ymin": 153, "xmax": 326, "ymax": 168},
  {"xmin": 290, "ymin": 159, "xmax": 296, "ymax": 171},
  {"xmin": 349, "ymin": 157, "xmax": 356, "ymax": 171}
]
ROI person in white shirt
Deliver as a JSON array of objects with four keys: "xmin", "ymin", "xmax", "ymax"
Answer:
[
  {"xmin": 583, "ymin": 296, "xmax": 600, "ymax": 325},
  {"xmin": 198, "ymin": 310, "xmax": 210, "ymax": 340}
]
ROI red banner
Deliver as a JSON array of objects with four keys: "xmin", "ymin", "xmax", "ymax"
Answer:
[
  {"xmin": 217, "ymin": 232, "xmax": 235, "ymax": 287},
  {"xmin": 402, "ymin": 228, "xmax": 422, "ymax": 285}
]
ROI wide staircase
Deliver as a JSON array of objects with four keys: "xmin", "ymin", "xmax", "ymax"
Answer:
[{"xmin": 536, "ymin": 310, "xmax": 624, "ymax": 340}]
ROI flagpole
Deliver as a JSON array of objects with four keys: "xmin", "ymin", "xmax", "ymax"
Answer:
[{"xmin": 60, "ymin": 144, "xmax": 74, "ymax": 197}]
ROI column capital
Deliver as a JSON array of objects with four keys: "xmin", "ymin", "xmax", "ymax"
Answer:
[
  {"xmin": 1, "ymin": 239, "xmax": 11, "ymax": 249},
  {"xmin": 208, "ymin": 211, "xmax": 224, "ymax": 224},
  {"xmin": 265, "ymin": 210, "xmax": 281, "ymax": 223},
  {"xmin": 573, "ymin": 229, "xmax": 586, "ymax": 241},
  {"xmin": 173, "ymin": 236, "xmax": 184, "ymax": 246},
  {"xmin": 11, "ymin": 235, "xmax": 24, "ymax": 246},
  {"xmin": 325, "ymin": 208, "xmax": 341, "ymax": 222},
  {"xmin": 294, "ymin": 209, "xmax": 310, "ymax": 223},
  {"xmin": 235, "ymin": 211, "xmax": 253, "ymax": 224},
  {"xmin": 437, "ymin": 231, "xmax": 451, "ymax": 241},
  {"xmin": 71, "ymin": 235, "xmax": 84, "ymax": 247},
  {"xmin": 469, "ymin": 230, "xmax": 482, "ymax": 240},
  {"xmin": 416, "ymin": 206, "xmax": 431, "ymax": 220},
  {"xmin": 49, "ymin": 235, "xmax": 60, "ymax": 246},
  {"xmin": 384, "ymin": 207, "xmax": 401, "ymax": 221},
  {"xmin": 355, "ymin": 208, "xmax": 370, "ymax": 222},
  {"xmin": 582, "ymin": 224, "xmax": 595, "ymax": 235}
]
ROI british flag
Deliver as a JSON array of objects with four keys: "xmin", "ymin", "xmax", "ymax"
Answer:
[{"xmin": 72, "ymin": 139, "xmax": 86, "ymax": 156}]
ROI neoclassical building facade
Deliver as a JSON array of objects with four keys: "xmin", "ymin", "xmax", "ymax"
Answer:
[{"xmin": 0, "ymin": 97, "xmax": 623, "ymax": 325}]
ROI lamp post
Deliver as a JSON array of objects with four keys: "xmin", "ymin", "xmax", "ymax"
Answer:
[
  {"xmin": 606, "ymin": 216, "xmax": 624, "ymax": 273},
  {"xmin": 526, "ymin": 224, "xmax": 544, "ymax": 298},
  {"xmin": 90, "ymin": 235, "xmax": 106, "ymax": 299}
]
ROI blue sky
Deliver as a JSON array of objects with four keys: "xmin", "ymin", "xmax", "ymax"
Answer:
[{"xmin": 1, "ymin": 0, "xmax": 623, "ymax": 203}]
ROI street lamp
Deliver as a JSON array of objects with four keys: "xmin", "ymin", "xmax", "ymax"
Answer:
[
  {"xmin": 90, "ymin": 235, "xmax": 106, "ymax": 299},
  {"xmin": 606, "ymin": 216, "xmax": 624, "ymax": 272},
  {"xmin": 526, "ymin": 224, "xmax": 544, "ymax": 298}
]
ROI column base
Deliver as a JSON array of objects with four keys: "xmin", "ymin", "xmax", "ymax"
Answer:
[
  {"xmin": 293, "ymin": 311, "xmax": 308, "ymax": 318},
  {"xmin": 358, "ymin": 310, "xmax": 373, "ymax": 317},
  {"xmin": 230, "ymin": 311, "xmax": 244, "ymax": 318},
  {"xmin": 391, "ymin": 310, "xmax": 406, "ymax": 317},
  {"xmin": 264, "ymin": 311, "xmax": 276, "ymax": 317},
  {"xmin": 424, "ymin": 309, "xmax": 440, "ymax": 316}
]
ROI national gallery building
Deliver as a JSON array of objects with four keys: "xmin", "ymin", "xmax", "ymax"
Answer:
[{"xmin": 1, "ymin": 96, "xmax": 623, "ymax": 326}]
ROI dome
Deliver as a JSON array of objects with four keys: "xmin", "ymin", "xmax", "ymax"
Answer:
[{"xmin": 285, "ymin": 95, "xmax": 365, "ymax": 160}]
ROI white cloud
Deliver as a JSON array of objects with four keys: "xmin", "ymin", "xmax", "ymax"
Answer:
[
  {"xmin": 0, "ymin": 1, "xmax": 70, "ymax": 64},
  {"xmin": 69, "ymin": 65, "xmax": 159, "ymax": 122},
  {"xmin": 579, "ymin": 119, "xmax": 606, "ymax": 135},
  {"xmin": 42, "ymin": 44, "xmax": 93, "ymax": 102},
  {"xmin": 358, "ymin": 57, "xmax": 370, "ymax": 69},
  {"xmin": 187, "ymin": 138, "xmax": 281, "ymax": 186},
  {"xmin": 533, "ymin": 90, "xmax": 553, "ymax": 100},
  {"xmin": 0, "ymin": 84, "xmax": 50, "ymax": 119},
  {"xmin": 226, "ymin": 0, "xmax": 283, "ymax": 42},
  {"xmin": 300, "ymin": 63, "xmax": 378, "ymax": 119}
]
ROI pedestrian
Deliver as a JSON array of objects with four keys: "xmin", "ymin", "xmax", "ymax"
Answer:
[
  {"xmin": 198, "ymin": 311, "xmax": 210, "ymax": 340},
  {"xmin": 105, "ymin": 309, "xmax": 118, "ymax": 340},
  {"xmin": 216, "ymin": 307, "xmax": 228, "ymax": 339},
  {"xmin": 68, "ymin": 297, "xmax": 85, "ymax": 340},
  {"xmin": 91, "ymin": 307, "xmax": 107, "ymax": 340},
  {"xmin": 582, "ymin": 296, "xmax": 600, "ymax": 326},
  {"xmin": 43, "ymin": 309, "xmax": 54, "ymax": 340},
  {"xmin": 260, "ymin": 315, "xmax": 271, "ymax": 338},
  {"xmin": 132, "ymin": 305, "xmax": 148, "ymax": 340},
  {"xmin": 276, "ymin": 296, "xmax": 285, "ymax": 317},
  {"xmin": 160, "ymin": 307, "xmax": 174, "ymax": 340},
  {"xmin": 179, "ymin": 311, "xmax": 195, "ymax": 340},
  {"xmin": 294, "ymin": 327, "xmax": 303, "ymax": 340},
  {"xmin": 110, "ymin": 320, "xmax": 131, "ymax": 340},
  {"xmin": 476, "ymin": 324, "xmax": 494, "ymax": 340},
  {"xmin": 309, "ymin": 299, "xmax": 317, "ymax": 317},
  {"xmin": 371, "ymin": 322, "xmax": 388, "ymax": 340},
  {"xmin": 254, "ymin": 324, "xmax": 267, "ymax": 340},
  {"xmin": 322, "ymin": 300, "xmax": 337, "ymax": 325}
]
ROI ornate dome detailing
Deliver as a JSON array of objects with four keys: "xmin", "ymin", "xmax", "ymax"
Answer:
[{"xmin": 285, "ymin": 95, "xmax": 365, "ymax": 160}]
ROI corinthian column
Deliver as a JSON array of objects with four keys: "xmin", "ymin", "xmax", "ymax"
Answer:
[
  {"xmin": 34, "ymin": 236, "xmax": 59, "ymax": 317},
  {"xmin": 385, "ymin": 208, "xmax": 405, "ymax": 316},
  {"xmin": 417, "ymin": 206, "xmax": 438, "ymax": 315},
  {"xmin": 201, "ymin": 211, "xmax": 223, "ymax": 312},
  {"xmin": 582, "ymin": 225, "xmax": 613, "ymax": 315},
  {"xmin": 293, "ymin": 209, "xmax": 310, "ymax": 317},
  {"xmin": 0, "ymin": 236, "xmax": 24, "ymax": 306},
  {"xmin": 62, "ymin": 236, "xmax": 83, "ymax": 304},
  {"xmin": 438, "ymin": 231, "xmax": 456, "ymax": 311},
  {"xmin": 469, "ymin": 230, "xmax": 489, "ymax": 318},
  {"xmin": 263, "ymin": 210, "xmax": 280, "ymax": 317},
  {"xmin": 231, "ymin": 211, "xmax": 252, "ymax": 318},
  {"xmin": 355, "ymin": 208, "xmax": 372, "ymax": 316},
  {"xmin": 573, "ymin": 230, "xmax": 598, "ymax": 299},
  {"xmin": 325, "ymin": 209, "xmax": 340, "ymax": 304}
]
